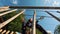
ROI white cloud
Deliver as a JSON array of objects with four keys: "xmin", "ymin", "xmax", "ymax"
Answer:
[
  {"xmin": 44, "ymin": 0, "xmax": 50, "ymax": 4},
  {"xmin": 52, "ymin": 1, "xmax": 60, "ymax": 6},
  {"xmin": 12, "ymin": 0, "xmax": 18, "ymax": 4}
]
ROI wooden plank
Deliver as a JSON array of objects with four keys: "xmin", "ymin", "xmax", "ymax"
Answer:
[
  {"xmin": 0, "ymin": 6, "xmax": 9, "ymax": 9},
  {"xmin": 0, "ymin": 9, "xmax": 9, "ymax": 12},
  {"xmin": 1, "ymin": 30, "xmax": 6, "ymax": 34},
  {"xmin": 10, "ymin": 31, "xmax": 14, "ymax": 34},
  {"xmin": 15, "ymin": 32, "xmax": 18, "ymax": 34},
  {"xmin": 0, "ymin": 29, "xmax": 3, "ymax": 32},
  {"xmin": 0, "ymin": 6, "xmax": 9, "ymax": 12},
  {"xmin": 0, "ymin": 9, "xmax": 17, "ymax": 16},
  {"xmin": 6, "ymin": 30, "xmax": 10, "ymax": 34},
  {"xmin": 0, "ymin": 9, "xmax": 25, "ymax": 29}
]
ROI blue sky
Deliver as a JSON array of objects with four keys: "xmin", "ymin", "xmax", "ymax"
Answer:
[
  {"xmin": 0, "ymin": 0, "xmax": 60, "ymax": 34},
  {"xmin": 36, "ymin": 0, "xmax": 60, "ymax": 6},
  {"xmin": 0, "ymin": 0, "xmax": 60, "ymax": 6}
]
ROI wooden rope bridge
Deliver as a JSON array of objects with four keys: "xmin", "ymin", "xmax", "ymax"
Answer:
[
  {"xmin": 0, "ymin": 7, "xmax": 25, "ymax": 34},
  {"xmin": 1, "ymin": 6, "xmax": 60, "ymax": 34}
]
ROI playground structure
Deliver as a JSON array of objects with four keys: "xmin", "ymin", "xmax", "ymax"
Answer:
[{"xmin": 0, "ymin": 6, "xmax": 60, "ymax": 34}]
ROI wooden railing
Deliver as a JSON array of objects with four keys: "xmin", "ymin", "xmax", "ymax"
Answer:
[{"xmin": 0, "ymin": 6, "xmax": 54, "ymax": 34}]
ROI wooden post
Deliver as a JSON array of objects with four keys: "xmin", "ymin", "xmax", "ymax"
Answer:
[{"xmin": 33, "ymin": 10, "xmax": 36, "ymax": 34}]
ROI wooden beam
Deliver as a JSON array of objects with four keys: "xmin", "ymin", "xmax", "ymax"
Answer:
[
  {"xmin": 0, "ymin": 9, "xmax": 25, "ymax": 29},
  {"xmin": 33, "ymin": 10, "xmax": 36, "ymax": 34},
  {"xmin": 0, "ymin": 6, "xmax": 9, "ymax": 12},
  {"xmin": 0, "ymin": 9, "xmax": 9, "ymax": 12},
  {"xmin": 9, "ymin": 6, "xmax": 60, "ymax": 9},
  {"xmin": 0, "ymin": 9, "xmax": 17, "ymax": 16}
]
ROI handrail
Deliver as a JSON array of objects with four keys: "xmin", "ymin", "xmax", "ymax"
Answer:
[
  {"xmin": 0, "ymin": 9, "xmax": 25, "ymax": 29},
  {"xmin": 0, "ymin": 9, "xmax": 17, "ymax": 16}
]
